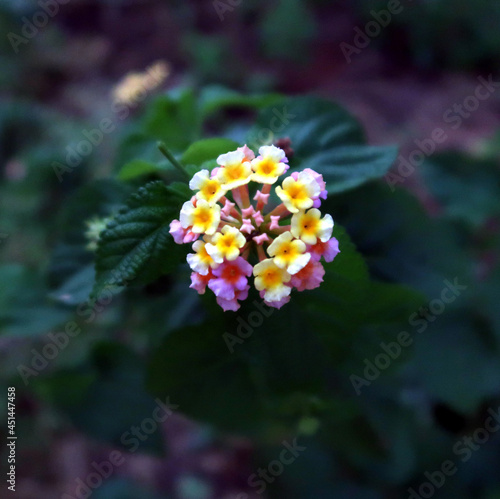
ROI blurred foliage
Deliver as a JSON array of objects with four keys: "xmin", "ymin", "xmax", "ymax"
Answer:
[
  {"xmin": 1, "ymin": 0, "xmax": 500, "ymax": 497},
  {"xmin": 356, "ymin": 0, "xmax": 500, "ymax": 70},
  {"xmin": 2, "ymin": 82, "xmax": 500, "ymax": 498}
]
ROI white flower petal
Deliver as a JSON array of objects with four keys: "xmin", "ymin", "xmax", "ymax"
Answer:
[
  {"xmin": 189, "ymin": 170, "xmax": 209, "ymax": 191},
  {"xmin": 287, "ymin": 252, "xmax": 310, "ymax": 275}
]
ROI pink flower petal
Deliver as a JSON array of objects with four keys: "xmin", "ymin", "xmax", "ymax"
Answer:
[
  {"xmin": 269, "ymin": 215, "xmax": 281, "ymax": 231},
  {"xmin": 290, "ymin": 260, "xmax": 325, "ymax": 291},
  {"xmin": 253, "ymin": 233, "xmax": 270, "ymax": 245},
  {"xmin": 240, "ymin": 218, "xmax": 254, "ymax": 234}
]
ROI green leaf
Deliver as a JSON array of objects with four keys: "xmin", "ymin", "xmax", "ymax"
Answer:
[
  {"xmin": 144, "ymin": 228, "xmax": 422, "ymax": 437},
  {"xmin": 319, "ymin": 400, "xmax": 386, "ymax": 466},
  {"xmin": 181, "ymin": 138, "xmax": 240, "ymax": 167},
  {"xmin": 199, "ymin": 85, "xmax": 283, "ymax": 119},
  {"xmin": 422, "ymin": 152, "xmax": 500, "ymax": 227},
  {"xmin": 340, "ymin": 281, "xmax": 425, "ymax": 375},
  {"xmin": 185, "ymin": 159, "xmax": 219, "ymax": 178},
  {"xmin": 252, "ymin": 96, "xmax": 365, "ymax": 151},
  {"xmin": 143, "ymin": 89, "xmax": 200, "ymax": 151},
  {"xmin": 294, "ymin": 224, "xmax": 370, "ymax": 357},
  {"xmin": 145, "ymin": 228, "xmax": 395, "ymax": 435},
  {"xmin": 113, "ymin": 133, "xmax": 164, "ymax": 173},
  {"xmin": 146, "ymin": 322, "xmax": 266, "ymax": 433},
  {"xmin": 116, "ymin": 87, "xmax": 281, "ymax": 169},
  {"xmin": 310, "ymin": 145, "xmax": 398, "ymax": 194},
  {"xmin": 410, "ymin": 315, "xmax": 500, "ymax": 413},
  {"xmin": 326, "ymin": 183, "xmax": 472, "ymax": 298},
  {"xmin": 146, "ymin": 302, "xmax": 335, "ymax": 434},
  {"xmin": 251, "ymin": 96, "xmax": 397, "ymax": 193},
  {"xmin": 118, "ymin": 159, "xmax": 173, "ymax": 181},
  {"xmin": 92, "ymin": 181, "xmax": 188, "ymax": 298},
  {"xmin": 294, "ymin": 223, "xmax": 424, "ymax": 367},
  {"xmin": 361, "ymin": 282, "xmax": 425, "ymax": 326}
]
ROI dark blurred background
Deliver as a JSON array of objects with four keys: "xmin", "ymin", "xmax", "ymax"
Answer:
[{"xmin": 2, "ymin": 0, "xmax": 500, "ymax": 498}]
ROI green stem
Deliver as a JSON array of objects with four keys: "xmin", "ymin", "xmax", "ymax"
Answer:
[{"xmin": 157, "ymin": 142, "xmax": 190, "ymax": 180}]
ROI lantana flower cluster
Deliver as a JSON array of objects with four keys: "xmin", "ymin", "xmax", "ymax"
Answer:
[{"xmin": 169, "ymin": 144, "xmax": 340, "ymax": 311}]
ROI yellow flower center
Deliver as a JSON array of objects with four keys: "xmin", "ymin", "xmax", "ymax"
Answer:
[
  {"xmin": 263, "ymin": 268, "xmax": 282, "ymax": 287},
  {"xmin": 301, "ymin": 215, "xmax": 319, "ymax": 234},
  {"xmin": 201, "ymin": 180, "xmax": 220, "ymax": 198},
  {"xmin": 227, "ymin": 164, "xmax": 244, "ymax": 180},
  {"xmin": 257, "ymin": 158, "xmax": 276, "ymax": 176},
  {"xmin": 276, "ymin": 242, "xmax": 299, "ymax": 263},
  {"xmin": 223, "ymin": 235, "xmax": 235, "ymax": 247},
  {"xmin": 194, "ymin": 207, "xmax": 212, "ymax": 225},
  {"xmin": 287, "ymin": 183, "xmax": 308, "ymax": 201}
]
